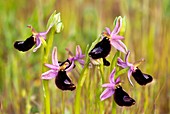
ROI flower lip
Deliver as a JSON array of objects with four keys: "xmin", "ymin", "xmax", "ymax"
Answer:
[
  {"xmin": 132, "ymin": 68, "xmax": 153, "ymax": 85},
  {"xmin": 114, "ymin": 85, "xmax": 136, "ymax": 107},
  {"xmin": 117, "ymin": 51, "xmax": 153, "ymax": 86},
  {"xmin": 89, "ymin": 37, "xmax": 111, "ymax": 59},
  {"xmin": 14, "ymin": 35, "xmax": 36, "ymax": 52},
  {"xmin": 55, "ymin": 70, "xmax": 76, "ymax": 91},
  {"xmin": 103, "ymin": 58, "xmax": 110, "ymax": 66},
  {"xmin": 89, "ymin": 37, "xmax": 111, "ymax": 66}
]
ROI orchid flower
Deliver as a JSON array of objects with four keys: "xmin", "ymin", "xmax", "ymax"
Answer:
[
  {"xmin": 14, "ymin": 25, "xmax": 52, "ymax": 52},
  {"xmin": 100, "ymin": 68, "xmax": 121, "ymax": 101},
  {"xmin": 100, "ymin": 68, "xmax": 135, "ymax": 106},
  {"xmin": 102, "ymin": 16, "xmax": 128, "ymax": 54},
  {"xmin": 117, "ymin": 51, "xmax": 153, "ymax": 86},
  {"xmin": 42, "ymin": 47, "xmax": 74, "ymax": 80},
  {"xmin": 41, "ymin": 46, "xmax": 85, "ymax": 91},
  {"xmin": 42, "ymin": 47, "xmax": 76, "ymax": 91},
  {"xmin": 66, "ymin": 45, "xmax": 85, "ymax": 68},
  {"xmin": 89, "ymin": 16, "xmax": 127, "ymax": 66},
  {"xmin": 14, "ymin": 12, "xmax": 63, "ymax": 52},
  {"xmin": 28, "ymin": 25, "xmax": 52, "ymax": 52}
]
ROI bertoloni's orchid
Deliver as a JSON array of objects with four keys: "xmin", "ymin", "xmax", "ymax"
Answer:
[
  {"xmin": 114, "ymin": 85, "xmax": 135, "ymax": 107},
  {"xmin": 117, "ymin": 51, "xmax": 153, "ymax": 86},
  {"xmin": 89, "ymin": 37, "xmax": 111, "ymax": 66},
  {"xmin": 89, "ymin": 16, "xmax": 127, "ymax": 66},
  {"xmin": 14, "ymin": 11, "xmax": 63, "ymax": 52},
  {"xmin": 14, "ymin": 25, "xmax": 51, "ymax": 52},
  {"xmin": 42, "ymin": 45, "xmax": 85, "ymax": 91},
  {"xmin": 100, "ymin": 68, "xmax": 135, "ymax": 107},
  {"xmin": 42, "ymin": 47, "xmax": 76, "ymax": 91},
  {"xmin": 100, "ymin": 68, "xmax": 121, "ymax": 101},
  {"xmin": 102, "ymin": 16, "xmax": 128, "ymax": 54}
]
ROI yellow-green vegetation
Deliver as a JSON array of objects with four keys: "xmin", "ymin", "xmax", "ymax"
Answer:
[{"xmin": 0, "ymin": 0, "xmax": 169, "ymax": 114}]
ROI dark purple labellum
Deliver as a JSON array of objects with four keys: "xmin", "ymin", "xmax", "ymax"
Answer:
[
  {"xmin": 89, "ymin": 37, "xmax": 111, "ymax": 66},
  {"xmin": 114, "ymin": 86, "xmax": 136, "ymax": 107},
  {"xmin": 103, "ymin": 58, "xmax": 110, "ymax": 66},
  {"xmin": 132, "ymin": 68, "xmax": 153, "ymax": 85},
  {"xmin": 55, "ymin": 71, "xmax": 76, "ymax": 91},
  {"xmin": 14, "ymin": 35, "xmax": 35, "ymax": 52}
]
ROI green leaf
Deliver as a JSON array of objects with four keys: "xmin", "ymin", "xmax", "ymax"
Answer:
[
  {"xmin": 114, "ymin": 67, "xmax": 129, "ymax": 80},
  {"xmin": 110, "ymin": 51, "xmax": 121, "ymax": 72}
]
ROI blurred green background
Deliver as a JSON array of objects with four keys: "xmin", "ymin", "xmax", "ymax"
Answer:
[{"xmin": 0, "ymin": 0, "xmax": 169, "ymax": 114}]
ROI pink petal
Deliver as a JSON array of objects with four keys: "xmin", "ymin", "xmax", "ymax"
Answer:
[
  {"xmin": 110, "ymin": 39, "xmax": 127, "ymax": 54},
  {"xmin": 39, "ymin": 25, "xmax": 52, "ymax": 37},
  {"xmin": 78, "ymin": 59, "xmax": 85, "ymax": 67},
  {"xmin": 117, "ymin": 58, "xmax": 128, "ymax": 68},
  {"xmin": 33, "ymin": 38, "xmax": 41, "ymax": 52},
  {"xmin": 125, "ymin": 51, "xmax": 130, "ymax": 64},
  {"xmin": 100, "ymin": 88, "xmax": 115, "ymax": 101},
  {"xmin": 52, "ymin": 47, "xmax": 59, "ymax": 66},
  {"xmin": 109, "ymin": 68, "xmax": 116, "ymax": 83},
  {"xmin": 102, "ymin": 83, "xmax": 115, "ymax": 88},
  {"xmin": 44, "ymin": 63, "xmax": 60, "ymax": 70},
  {"xmin": 111, "ymin": 17, "xmax": 122, "ymax": 35},
  {"xmin": 118, "ymin": 40, "xmax": 128, "ymax": 52},
  {"xmin": 76, "ymin": 45, "xmax": 82, "ymax": 57},
  {"xmin": 41, "ymin": 70, "xmax": 58, "ymax": 79},
  {"xmin": 105, "ymin": 27, "xmax": 111, "ymax": 35},
  {"xmin": 115, "ymin": 77, "xmax": 121, "ymax": 84},
  {"xmin": 124, "ymin": 51, "xmax": 134, "ymax": 67},
  {"xmin": 128, "ymin": 70, "xmax": 134, "ymax": 86},
  {"xmin": 111, "ymin": 35, "xmax": 124, "ymax": 40}
]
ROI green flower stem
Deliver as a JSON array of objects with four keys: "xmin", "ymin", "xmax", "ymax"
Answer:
[
  {"xmin": 42, "ymin": 80, "xmax": 50, "ymax": 114},
  {"xmin": 74, "ymin": 55, "xmax": 90, "ymax": 114},
  {"xmin": 110, "ymin": 51, "xmax": 120, "ymax": 72},
  {"xmin": 114, "ymin": 67, "xmax": 129, "ymax": 80},
  {"xmin": 74, "ymin": 37, "xmax": 101, "ymax": 114},
  {"xmin": 62, "ymin": 92, "xmax": 65, "ymax": 114},
  {"xmin": 112, "ymin": 100, "xmax": 117, "ymax": 114},
  {"xmin": 42, "ymin": 29, "xmax": 55, "ymax": 114},
  {"xmin": 99, "ymin": 63, "xmax": 104, "ymax": 113},
  {"xmin": 110, "ymin": 51, "xmax": 120, "ymax": 114}
]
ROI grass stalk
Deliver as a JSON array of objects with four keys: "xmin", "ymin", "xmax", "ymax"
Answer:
[{"xmin": 42, "ymin": 29, "xmax": 55, "ymax": 114}]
